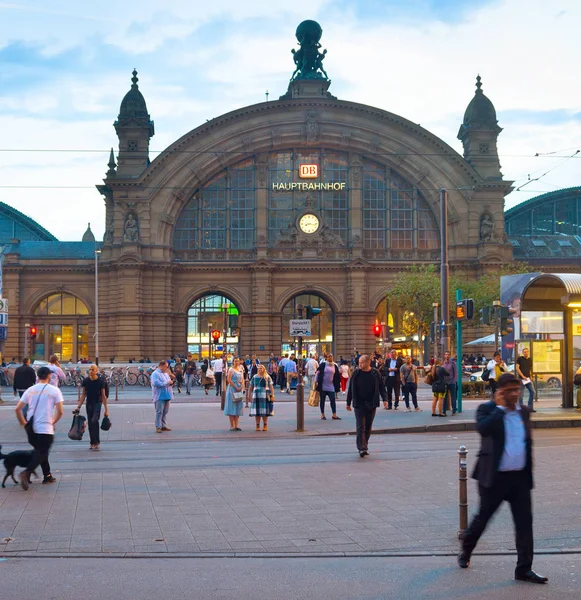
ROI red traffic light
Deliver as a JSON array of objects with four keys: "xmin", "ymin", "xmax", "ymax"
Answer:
[
  {"xmin": 211, "ymin": 329, "xmax": 221, "ymax": 341},
  {"xmin": 373, "ymin": 324, "xmax": 381, "ymax": 337},
  {"xmin": 30, "ymin": 326, "xmax": 38, "ymax": 340}
]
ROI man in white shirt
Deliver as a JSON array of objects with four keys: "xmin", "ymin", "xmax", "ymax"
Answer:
[
  {"xmin": 305, "ymin": 354, "xmax": 319, "ymax": 390},
  {"xmin": 15, "ymin": 366, "xmax": 64, "ymax": 489},
  {"xmin": 212, "ymin": 356, "xmax": 224, "ymax": 396}
]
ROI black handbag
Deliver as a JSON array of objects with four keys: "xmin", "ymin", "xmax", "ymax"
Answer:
[
  {"xmin": 100, "ymin": 415, "xmax": 112, "ymax": 431},
  {"xmin": 68, "ymin": 414, "xmax": 87, "ymax": 440}
]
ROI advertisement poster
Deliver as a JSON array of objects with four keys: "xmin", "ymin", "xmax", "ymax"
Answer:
[{"xmin": 532, "ymin": 340, "xmax": 562, "ymax": 374}]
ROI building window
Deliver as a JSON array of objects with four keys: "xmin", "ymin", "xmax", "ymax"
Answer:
[
  {"xmin": 281, "ymin": 294, "xmax": 334, "ymax": 356},
  {"xmin": 174, "ymin": 158, "xmax": 255, "ymax": 250},
  {"xmin": 362, "ymin": 159, "xmax": 438, "ymax": 250},
  {"xmin": 268, "ymin": 149, "xmax": 349, "ymax": 244},
  {"xmin": 34, "ymin": 292, "xmax": 89, "ymax": 316}
]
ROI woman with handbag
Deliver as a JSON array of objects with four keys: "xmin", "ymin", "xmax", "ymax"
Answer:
[
  {"xmin": 430, "ymin": 359, "xmax": 450, "ymax": 417},
  {"xmin": 315, "ymin": 353, "xmax": 341, "ymax": 420},
  {"xmin": 248, "ymin": 363, "xmax": 275, "ymax": 432},
  {"xmin": 201, "ymin": 359, "xmax": 214, "ymax": 395},
  {"xmin": 224, "ymin": 357, "xmax": 245, "ymax": 431}
]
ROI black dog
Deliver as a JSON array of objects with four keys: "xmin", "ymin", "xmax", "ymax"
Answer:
[{"xmin": 0, "ymin": 445, "xmax": 38, "ymax": 488}]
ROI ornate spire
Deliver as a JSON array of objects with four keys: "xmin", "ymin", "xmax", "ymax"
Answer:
[
  {"xmin": 82, "ymin": 223, "xmax": 95, "ymax": 243},
  {"xmin": 115, "ymin": 68, "xmax": 154, "ymax": 136},
  {"xmin": 460, "ymin": 74, "xmax": 500, "ymax": 131},
  {"xmin": 131, "ymin": 68, "xmax": 139, "ymax": 89},
  {"xmin": 106, "ymin": 147, "xmax": 116, "ymax": 178}
]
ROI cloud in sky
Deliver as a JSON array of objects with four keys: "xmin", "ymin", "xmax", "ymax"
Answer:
[{"xmin": 0, "ymin": 0, "xmax": 578, "ymax": 240}]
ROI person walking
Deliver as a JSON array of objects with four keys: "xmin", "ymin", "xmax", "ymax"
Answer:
[
  {"xmin": 151, "ymin": 360, "xmax": 174, "ymax": 433},
  {"xmin": 173, "ymin": 358, "xmax": 184, "ymax": 393},
  {"xmin": 200, "ymin": 358, "xmax": 214, "ymax": 395},
  {"xmin": 75, "ymin": 364, "xmax": 109, "ymax": 450},
  {"xmin": 486, "ymin": 351, "xmax": 509, "ymax": 397},
  {"xmin": 248, "ymin": 363, "xmax": 275, "ymax": 432},
  {"xmin": 346, "ymin": 355, "xmax": 386, "ymax": 457},
  {"xmin": 400, "ymin": 355, "xmax": 421, "ymax": 412},
  {"xmin": 430, "ymin": 359, "xmax": 449, "ymax": 417},
  {"xmin": 14, "ymin": 366, "xmax": 64, "ymax": 488},
  {"xmin": 315, "ymin": 353, "xmax": 341, "ymax": 420},
  {"xmin": 305, "ymin": 354, "xmax": 318, "ymax": 391},
  {"xmin": 516, "ymin": 347, "xmax": 535, "ymax": 411},
  {"xmin": 184, "ymin": 354, "xmax": 197, "ymax": 395},
  {"xmin": 213, "ymin": 355, "xmax": 224, "ymax": 396},
  {"xmin": 225, "ymin": 357, "xmax": 244, "ymax": 431},
  {"xmin": 383, "ymin": 349, "xmax": 403, "ymax": 410},
  {"xmin": 47, "ymin": 354, "xmax": 66, "ymax": 387},
  {"xmin": 277, "ymin": 354, "xmax": 289, "ymax": 391},
  {"xmin": 284, "ymin": 355, "xmax": 298, "ymax": 395},
  {"xmin": 13, "ymin": 357, "xmax": 36, "ymax": 399},
  {"xmin": 339, "ymin": 360, "xmax": 350, "ymax": 395},
  {"xmin": 442, "ymin": 351, "xmax": 458, "ymax": 415},
  {"xmin": 458, "ymin": 373, "xmax": 548, "ymax": 584}
]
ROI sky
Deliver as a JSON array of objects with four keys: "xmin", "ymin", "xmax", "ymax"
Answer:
[{"xmin": 0, "ymin": 0, "xmax": 579, "ymax": 241}]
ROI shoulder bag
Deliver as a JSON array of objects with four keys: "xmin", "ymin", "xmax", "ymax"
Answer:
[{"xmin": 24, "ymin": 384, "xmax": 48, "ymax": 438}]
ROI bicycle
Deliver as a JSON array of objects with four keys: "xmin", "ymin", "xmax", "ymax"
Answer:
[
  {"xmin": 137, "ymin": 366, "xmax": 152, "ymax": 386},
  {"xmin": 0, "ymin": 368, "xmax": 10, "ymax": 387},
  {"xmin": 125, "ymin": 366, "xmax": 138, "ymax": 385}
]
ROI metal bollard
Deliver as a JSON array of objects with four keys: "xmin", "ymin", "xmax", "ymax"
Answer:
[
  {"xmin": 458, "ymin": 445, "xmax": 468, "ymax": 538},
  {"xmin": 115, "ymin": 380, "xmax": 119, "ymax": 402}
]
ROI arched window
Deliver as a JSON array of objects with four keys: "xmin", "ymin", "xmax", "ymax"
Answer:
[
  {"xmin": 269, "ymin": 150, "xmax": 349, "ymax": 244},
  {"xmin": 362, "ymin": 159, "xmax": 439, "ymax": 250},
  {"xmin": 281, "ymin": 293, "xmax": 334, "ymax": 357},
  {"xmin": 174, "ymin": 158, "xmax": 255, "ymax": 250},
  {"xmin": 31, "ymin": 292, "xmax": 90, "ymax": 361},
  {"xmin": 187, "ymin": 294, "xmax": 240, "ymax": 360}
]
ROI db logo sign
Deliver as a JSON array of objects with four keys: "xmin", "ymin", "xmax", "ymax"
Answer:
[{"xmin": 299, "ymin": 164, "xmax": 319, "ymax": 178}]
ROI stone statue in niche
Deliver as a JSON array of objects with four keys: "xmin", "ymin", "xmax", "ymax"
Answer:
[
  {"xmin": 123, "ymin": 212, "xmax": 139, "ymax": 243},
  {"xmin": 479, "ymin": 213, "xmax": 495, "ymax": 242}
]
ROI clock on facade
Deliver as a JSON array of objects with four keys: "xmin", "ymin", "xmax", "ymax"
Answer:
[{"xmin": 298, "ymin": 213, "xmax": 320, "ymax": 234}]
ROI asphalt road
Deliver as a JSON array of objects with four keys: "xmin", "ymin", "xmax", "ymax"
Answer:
[{"xmin": 0, "ymin": 554, "xmax": 576, "ymax": 600}]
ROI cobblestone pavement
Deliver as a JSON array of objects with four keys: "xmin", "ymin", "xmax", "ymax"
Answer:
[{"xmin": 0, "ymin": 428, "xmax": 580, "ymax": 556}]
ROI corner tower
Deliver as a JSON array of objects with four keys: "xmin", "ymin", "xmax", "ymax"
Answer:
[
  {"xmin": 114, "ymin": 69, "xmax": 155, "ymax": 178},
  {"xmin": 457, "ymin": 75, "xmax": 502, "ymax": 180}
]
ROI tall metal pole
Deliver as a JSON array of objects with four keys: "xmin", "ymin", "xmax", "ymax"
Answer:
[
  {"xmin": 440, "ymin": 189, "xmax": 450, "ymax": 356},
  {"xmin": 221, "ymin": 307, "xmax": 228, "ymax": 411},
  {"xmin": 432, "ymin": 303, "xmax": 439, "ymax": 361},
  {"xmin": 94, "ymin": 250, "xmax": 100, "ymax": 366},
  {"xmin": 493, "ymin": 300, "xmax": 501, "ymax": 353},
  {"xmin": 24, "ymin": 324, "xmax": 30, "ymax": 359},
  {"xmin": 456, "ymin": 290, "xmax": 463, "ymax": 413},
  {"xmin": 296, "ymin": 305, "xmax": 304, "ymax": 431}
]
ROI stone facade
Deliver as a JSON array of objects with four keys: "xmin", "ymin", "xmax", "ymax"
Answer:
[{"xmin": 3, "ymin": 73, "xmax": 515, "ymax": 362}]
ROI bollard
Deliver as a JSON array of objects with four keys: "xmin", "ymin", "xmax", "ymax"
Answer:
[
  {"xmin": 115, "ymin": 379, "xmax": 119, "ymax": 402},
  {"xmin": 458, "ymin": 445, "xmax": 468, "ymax": 538}
]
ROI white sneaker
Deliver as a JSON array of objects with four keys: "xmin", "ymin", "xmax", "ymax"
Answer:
[
  {"xmin": 415, "ymin": 408, "xmax": 423, "ymax": 412},
  {"xmin": 406, "ymin": 408, "xmax": 412, "ymax": 412}
]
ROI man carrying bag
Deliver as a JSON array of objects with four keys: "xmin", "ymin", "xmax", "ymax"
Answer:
[{"xmin": 15, "ymin": 366, "xmax": 64, "ymax": 489}]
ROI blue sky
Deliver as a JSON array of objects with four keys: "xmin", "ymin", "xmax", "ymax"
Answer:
[{"xmin": 0, "ymin": 0, "xmax": 578, "ymax": 240}]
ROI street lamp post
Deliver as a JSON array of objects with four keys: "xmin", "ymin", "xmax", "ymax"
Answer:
[{"xmin": 94, "ymin": 250, "xmax": 101, "ymax": 366}]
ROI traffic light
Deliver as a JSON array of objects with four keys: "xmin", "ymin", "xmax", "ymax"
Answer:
[
  {"xmin": 456, "ymin": 298, "xmax": 475, "ymax": 321},
  {"xmin": 479, "ymin": 306, "xmax": 491, "ymax": 326},
  {"xmin": 373, "ymin": 324, "xmax": 381, "ymax": 337},
  {"xmin": 305, "ymin": 305, "xmax": 322, "ymax": 319},
  {"xmin": 500, "ymin": 306, "xmax": 517, "ymax": 335},
  {"xmin": 466, "ymin": 299, "xmax": 474, "ymax": 320},
  {"xmin": 211, "ymin": 329, "xmax": 221, "ymax": 342},
  {"xmin": 30, "ymin": 326, "xmax": 37, "ymax": 340},
  {"xmin": 429, "ymin": 321, "xmax": 436, "ymax": 343}
]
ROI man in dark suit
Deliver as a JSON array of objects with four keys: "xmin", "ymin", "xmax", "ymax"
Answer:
[
  {"xmin": 382, "ymin": 350, "xmax": 403, "ymax": 410},
  {"xmin": 458, "ymin": 373, "xmax": 547, "ymax": 584}
]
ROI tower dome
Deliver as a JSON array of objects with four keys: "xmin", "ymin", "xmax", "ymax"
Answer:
[
  {"xmin": 115, "ymin": 69, "xmax": 154, "ymax": 135},
  {"xmin": 461, "ymin": 75, "xmax": 499, "ymax": 130},
  {"xmin": 82, "ymin": 223, "xmax": 95, "ymax": 243}
]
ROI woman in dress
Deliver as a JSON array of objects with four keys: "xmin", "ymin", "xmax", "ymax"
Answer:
[
  {"xmin": 315, "ymin": 353, "xmax": 341, "ymax": 420},
  {"xmin": 225, "ymin": 357, "xmax": 245, "ymax": 431},
  {"xmin": 201, "ymin": 358, "xmax": 214, "ymax": 395},
  {"xmin": 430, "ymin": 359, "xmax": 450, "ymax": 417},
  {"xmin": 248, "ymin": 363, "xmax": 275, "ymax": 432}
]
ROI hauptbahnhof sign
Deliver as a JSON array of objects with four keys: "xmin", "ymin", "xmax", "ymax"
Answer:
[{"xmin": 272, "ymin": 164, "xmax": 346, "ymax": 191}]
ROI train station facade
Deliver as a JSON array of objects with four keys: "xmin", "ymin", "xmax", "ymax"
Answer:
[{"xmin": 2, "ymin": 23, "xmax": 526, "ymax": 361}]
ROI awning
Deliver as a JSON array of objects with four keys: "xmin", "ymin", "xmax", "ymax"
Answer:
[{"xmin": 466, "ymin": 334, "xmax": 495, "ymax": 346}]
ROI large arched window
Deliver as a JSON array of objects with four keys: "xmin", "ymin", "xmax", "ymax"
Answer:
[
  {"xmin": 362, "ymin": 159, "xmax": 439, "ymax": 250},
  {"xmin": 31, "ymin": 292, "xmax": 90, "ymax": 361},
  {"xmin": 269, "ymin": 150, "xmax": 349, "ymax": 244},
  {"xmin": 187, "ymin": 294, "xmax": 240, "ymax": 360},
  {"xmin": 281, "ymin": 293, "xmax": 334, "ymax": 357},
  {"xmin": 174, "ymin": 158, "xmax": 255, "ymax": 250}
]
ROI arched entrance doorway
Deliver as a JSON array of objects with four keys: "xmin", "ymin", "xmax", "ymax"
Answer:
[
  {"xmin": 186, "ymin": 294, "xmax": 240, "ymax": 360},
  {"xmin": 281, "ymin": 293, "xmax": 334, "ymax": 358}
]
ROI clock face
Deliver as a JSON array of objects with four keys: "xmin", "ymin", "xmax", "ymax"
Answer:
[{"xmin": 299, "ymin": 213, "xmax": 320, "ymax": 234}]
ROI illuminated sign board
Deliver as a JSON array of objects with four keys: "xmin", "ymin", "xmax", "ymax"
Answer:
[{"xmin": 299, "ymin": 164, "xmax": 319, "ymax": 178}]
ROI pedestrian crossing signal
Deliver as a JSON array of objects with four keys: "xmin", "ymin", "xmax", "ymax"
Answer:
[
  {"xmin": 373, "ymin": 324, "xmax": 381, "ymax": 337},
  {"xmin": 30, "ymin": 326, "xmax": 37, "ymax": 340}
]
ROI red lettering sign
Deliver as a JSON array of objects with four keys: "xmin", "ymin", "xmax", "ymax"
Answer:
[{"xmin": 299, "ymin": 164, "xmax": 319, "ymax": 178}]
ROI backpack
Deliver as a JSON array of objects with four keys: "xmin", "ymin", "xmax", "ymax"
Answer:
[
  {"xmin": 481, "ymin": 368, "xmax": 490, "ymax": 382},
  {"xmin": 574, "ymin": 372, "xmax": 581, "ymax": 386},
  {"xmin": 68, "ymin": 414, "xmax": 87, "ymax": 441}
]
